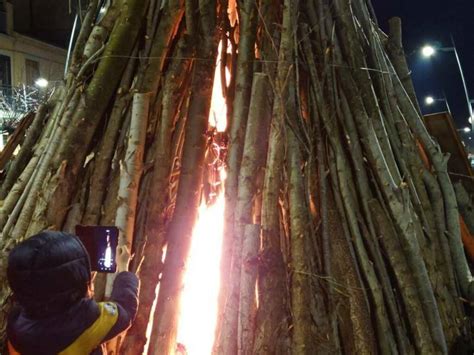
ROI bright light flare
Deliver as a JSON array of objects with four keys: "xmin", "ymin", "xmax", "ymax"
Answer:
[
  {"xmin": 422, "ymin": 45, "xmax": 436, "ymax": 58},
  {"xmin": 464, "ymin": 127, "xmax": 471, "ymax": 133},
  {"xmin": 425, "ymin": 96, "xmax": 435, "ymax": 105},
  {"xmin": 175, "ymin": 39, "xmax": 229, "ymax": 355},
  {"xmin": 102, "ymin": 229, "xmax": 112, "ymax": 268},
  {"xmin": 34, "ymin": 78, "xmax": 49, "ymax": 88},
  {"xmin": 209, "ymin": 42, "xmax": 231, "ymax": 132},
  {"xmin": 176, "ymin": 194, "xmax": 225, "ymax": 354}
]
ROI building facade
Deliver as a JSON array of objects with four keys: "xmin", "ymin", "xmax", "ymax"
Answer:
[
  {"xmin": 0, "ymin": 0, "xmax": 66, "ymax": 140},
  {"xmin": 0, "ymin": 1, "xmax": 66, "ymax": 89}
]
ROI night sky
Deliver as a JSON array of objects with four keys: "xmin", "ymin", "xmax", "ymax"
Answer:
[{"xmin": 373, "ymin": 0, "xmax": 474, "ymax": 140}]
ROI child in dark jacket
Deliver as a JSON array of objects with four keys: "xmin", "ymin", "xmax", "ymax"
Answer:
[{"xmin": 6, "ymin": 230, "xmax": 140, "ymax": 354}]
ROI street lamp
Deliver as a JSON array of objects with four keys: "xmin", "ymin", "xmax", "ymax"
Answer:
[
  {"xmin": 424, "ymin": 95, "xmax": 451, "ymax": 113},
  {"xmin": 421, "ymin": 38, "xmax": 473, "ymax": 134},
  {"xmin": 425, "ymin": 96, "xmax": 435, "ymax": 105},
  {"xmin": 456, "ymin": 127, "xmax": 471, "ymax": 142},
  {"xmin": 421, "ymin": 45, "xmax": 436, "ymax": 58},
  {"xmin": 34, "ymin": 78, "xmax": 49, "ymax": 88}
]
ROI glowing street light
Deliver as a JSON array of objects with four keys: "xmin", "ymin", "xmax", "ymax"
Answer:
[
  {"xmin": 457, "ymin": 126, "xmax": 471, "ymax": 134},
  {"xmin": 424, "ymin": 95, "xmax": 451, "ymax": 112},
  {"xmin": 34, "ymin": 78, "xmax": 49, "ymax": 88},
  {"xmin": 425, "ymin": 96, "xmax": 435, "ymax": 105},
  {"xmin": 421, "ymin": 45, "xmax": 436, "ymax": 58},
  {"xmin": 421, "ymin": 38, "xmax": 473, "ymax": 135}
]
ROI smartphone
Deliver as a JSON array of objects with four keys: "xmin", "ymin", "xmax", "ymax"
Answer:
[{"xmin": 75, "ymin": 225, "xmax": 119, "ymax": 273}]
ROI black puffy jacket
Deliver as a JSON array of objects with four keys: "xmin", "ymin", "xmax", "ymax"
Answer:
[{"xmin": 7, "ymin": 272, "xmax": 139, "ymax": 355}]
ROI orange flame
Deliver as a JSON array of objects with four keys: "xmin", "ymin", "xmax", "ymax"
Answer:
[
  {"xmin": 176, "ymin": 193, "xmax": 225, "ymax": 354},
  {"xmin": 175, "ymin": 40, "xmax": 229, "ymax": 354}
]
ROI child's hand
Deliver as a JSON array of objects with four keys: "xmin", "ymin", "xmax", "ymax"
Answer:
[{"xmin": 116, "ymin": 245, "xmax": 131, "ymax": 273}]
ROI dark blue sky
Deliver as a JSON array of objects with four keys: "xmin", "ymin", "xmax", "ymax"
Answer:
[{"xmin": 373, "ymin": 0, "xmax": 474, "ymax": 135}]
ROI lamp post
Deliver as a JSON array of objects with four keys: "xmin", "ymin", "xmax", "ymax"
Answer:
[
  {"xmin": 470, "ymin": 99, "xmax": 474, "ymax": 121},
  {"xmin": 421, "ymin": 38, "xmax": 473, "ymax": 135},
  {"xmin": 457, "ymin": 126, "xmax": 473, "ymax": 141},
  {"xmin": 424, "ymin": 95, "xmax": 451, "ymax": 113}
]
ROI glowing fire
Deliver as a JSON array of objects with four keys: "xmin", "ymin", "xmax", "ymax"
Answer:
[
  {"xmin": 208, "ymin": 46, "xmax": 230, "ymax": 133},
  {"xmin": 176, "ymin": 194, "xmax": 225, "ymax": 354},
  {"xmin": 175, "ymin": 41, "xmax": 229, "ymax": 354}
]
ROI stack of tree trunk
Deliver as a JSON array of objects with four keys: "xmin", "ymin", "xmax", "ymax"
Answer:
[{"xmin": 0, "ymin": 0, "xmax": 473, "ymax": 354}]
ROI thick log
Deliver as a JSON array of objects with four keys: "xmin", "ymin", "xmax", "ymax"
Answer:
[
  {"xmin": 105, "ymin": 93, "xmax": 149, "ymax": 355},
  {"xmin": 0, "ymin": 107, "xmax": 46, "ymax": 199},
  {"xmin": 105, "ymin": 92, "xmax": 149, "ymax": 296},
  {"xmin": 455, "ymin": 182, "xmax": 474, "ymax": 234},
  {"xmin": 138, "ymin": 0, "xmax": 185, "ymax": 95},
  {"xmin": 287, "ymin": 128, "xmax": 316, "ymax": 354},
  {"xmin": 121, "ymin": 35, "xmax": 192, "ymax": 355},
  {"xmin": 0, "ymin": 111, "xmax": 34, "ymax": 174},
  {"xmin": 386, "ymin": 17, "xmax": 422, "ymax": 115},
  {"xmin": 82, "ymin": 53, "xmax": 136, "ymax": 225},
  {"xmin": 369, "ymin": 199, "xmax": 435, "ymax": 353},
  {"xmin": 44, "ymin": 0, "xmax": 150, "ymax": 231},
  {"xmin": 67, "ymin": 0, "xmax": 100, "ymax": 78},
  {"xmin": 7, "ymin": 87, "xmax": 80, "ymax": 240},
  {"xmin": 251, "ymin": 1, "xmax": 294, "ymax": 352},
  {"xmin": 237, "ymin": 224, "xmax": 260, "ymax": 355},
  {"xmin": 328, "ymin": 187, "xmax": 378, "ymax": 355},
  {"xmin": 218, "ymin": 72, "xmax": 272, "ymax": 353},
  {"xmin": 220, "ymin": 0, "xmax": 258, "ymax": 326}
]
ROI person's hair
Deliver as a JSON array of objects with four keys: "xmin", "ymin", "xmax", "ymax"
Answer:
[{"xmin": 7, "ymin": 231, "xmax": 92, "ymax": 318}]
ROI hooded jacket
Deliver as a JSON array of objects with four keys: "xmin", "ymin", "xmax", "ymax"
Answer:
[{"xmin": 7, "ymin": 270, "xmax": 139, "ymax": 354}]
